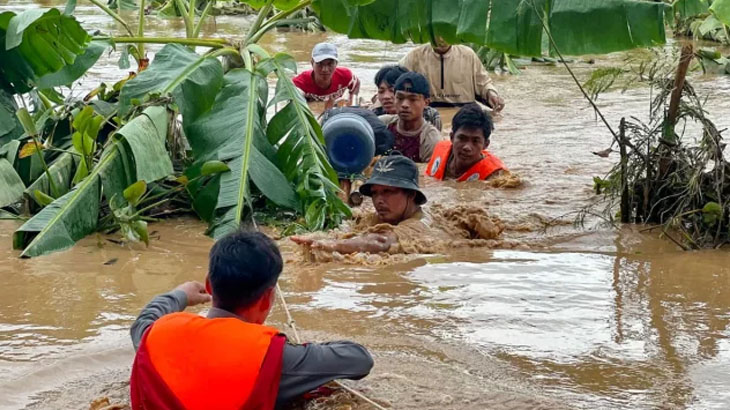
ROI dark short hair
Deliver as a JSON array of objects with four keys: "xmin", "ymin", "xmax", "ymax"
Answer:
[
  {"xmin": 208, "ymin": 231, "xmax": 283, "ymax": 311},
  {"xmin": 394, "ymin": 72, "xmax": 430, "ymax": 98},
  {"xmin": 452, "ymin": 103, "xmax": 493, "ymax": 141},
  {"xmin": 374, "ymin": 65, "xmax": 408, "ymax": 87}
]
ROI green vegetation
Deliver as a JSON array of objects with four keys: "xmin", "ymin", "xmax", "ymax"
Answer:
[
  {"xmin": 3, "ymin": 0, "xmax": 718, "ymax": 256},
  {"xmin": 670, "ymin": 0, "xmax": 730, "ymax": 44}
]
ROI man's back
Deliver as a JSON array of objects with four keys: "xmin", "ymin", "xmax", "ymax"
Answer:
[
  {"xmin": 131, "ymin": 311, "xmax": 283, "ymax": 410},
  {"xmin": 130, "ymin": 289, "xmax": 374, "ymax": 409}
]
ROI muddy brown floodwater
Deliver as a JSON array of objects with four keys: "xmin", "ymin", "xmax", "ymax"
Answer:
[{"xmin": 2, "ymin": 1, "xmax": 730, "ymax": 409}]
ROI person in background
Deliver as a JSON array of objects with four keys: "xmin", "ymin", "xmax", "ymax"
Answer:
[
  {"xmin": 292, "ymin": 154, "xmax": 429, "ymax": 254},
  {"xmin": 426, "ymin": 103, "xmax": 506, "ymax": 182},
  {"xmin": 293, "ymin": 42, "xmax": 361, "ymax": 107},
  {"xmin": 400, "ymin": 38, "xmax": 505, "ymax": 111},
  {"xmin": 372, "ymin": 65, "xmax": 442, "ymax": 131},
  {"xmin": 129, "ymin": 231, "xmax": 373, "ymax": 409},
  {"xmin": 378, "ymin": 72, "xmax": 442, "ymax": 163}
]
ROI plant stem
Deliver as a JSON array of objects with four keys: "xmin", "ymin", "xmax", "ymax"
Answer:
[
  {"xmin": 87, "ymin": 0, "xmax": 135, "ymax": 37},
  {"xmin": 188, "ymin": 0, "xmax": 197, "ymax": 28},
  {"xmin": 207, "ymin": 46, "xmax": 241, "ymax": 59},
  {"xmin": 192, "ymin": 0, "xmax": 215, "ymax": 39},
  {"xmin": 244, "ymin": 0, "xmax": 275, "ymax": 46},
  {"xmin": 137, "ymin": 0, "xmax": 147, "ymax": 58},
  {"xmin": 32, "ymin": 134, "xmax": 61, "ymax": 198},
  {"xmin": 664, "ymin": 43, "xmax": 694, "ymax": 143},
  {"xmin": 36, "ymin": 90, "xmax": 53, "ymax": 110},
  {"xmin": 99, "ymin": 36, "xmax": 227, "ymax": 48},
  {"xmin": 248, "ymin": 0, "xmax": 312, "ymax": 44},
  {"xmin": 132, "ymin": 198, "xmax": 171, "ymax": 218},
  {"xmin": 46, "ymin": 147, "xmax": 82, "ymax": 157},
  {"xmin": 174, "ymin": 0, "xmax": 193, "ymax": 38},
  {"xmin": 248, "ymin": 17, "xmax": 318, "ymax": 45},
  {"xmin": 268, "ymin": 0, "xmax": 312, "ymax": 26}
]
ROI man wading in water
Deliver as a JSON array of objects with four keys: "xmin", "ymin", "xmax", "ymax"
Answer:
[
  {"xmin": 129, "ymin": 231, "xmax": 373, "ymax": 409},
  {"xmin": 426, "ymin": 103, "xmax": 507, "ymax": 181},
  {"xmin": 400, "ymin": 37, "xmax": 505, "ymax": 111},
  {"xmin": 371, "ymin": 64, "xmax": 442, "ymax": 131},
  {"xmin": 292, "ymin": 154, "xmax": 430, "ymax": 254},
  {"xmin": 292, "ymin": 42, "xmax": 360, "ymax": 108},
  {"xmin": 378, "ymin": 72, "xmax": 442, "ymax": 163}
]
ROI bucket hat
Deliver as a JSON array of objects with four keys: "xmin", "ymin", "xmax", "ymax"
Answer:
[{"xmin": 359, "ymin": 154, "xmax": 427, "ymax": 205}]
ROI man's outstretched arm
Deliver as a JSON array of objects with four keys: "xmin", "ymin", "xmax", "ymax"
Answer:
[
  {"xmin": 291, "ymin": 233, "xmax": 396, "ymax": 254},
  {"xmin": 277, "ymin": 341, "xmax": 374, "ymax": 406}
]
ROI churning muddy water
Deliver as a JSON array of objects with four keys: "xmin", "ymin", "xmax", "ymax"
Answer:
[{"xmin": 2, "ymin": 1, "xmax": 730, "ymax": 409}]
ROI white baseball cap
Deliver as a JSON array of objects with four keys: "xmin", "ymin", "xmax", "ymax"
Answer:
[{"xmin": 312, "ymin": 42, "xmax": 338, "ymax": 63}]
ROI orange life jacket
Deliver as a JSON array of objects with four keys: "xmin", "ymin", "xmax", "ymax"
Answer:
[
  {"xmin": 425, "ymin": 140, "xmax": 505, "ymax": 181},
  {"xmin": 130, "ymin": 312, "xmax": 285, "ymax": 410}
]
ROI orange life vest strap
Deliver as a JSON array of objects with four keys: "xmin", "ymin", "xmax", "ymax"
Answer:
[
  {"xmin": 425, "ymin": 140, "xmax": 505, "ymax": 181},
  {"xmin": 144, "ymin": 312, "xmax": 279, "ymax": 410}
]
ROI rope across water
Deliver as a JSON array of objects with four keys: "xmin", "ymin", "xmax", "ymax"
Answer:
[{"xmin": 275, "ymin": 284, "xmax": 388, "ymax": 410}]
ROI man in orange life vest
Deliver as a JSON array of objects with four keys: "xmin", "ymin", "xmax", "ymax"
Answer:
[
  {"xmin": 426, "ymin": 103, "xmax": 506, "ymax": 182},
  {"xmin": 129, "ymin": 231, "xmax": 373, "ymax": 409}
]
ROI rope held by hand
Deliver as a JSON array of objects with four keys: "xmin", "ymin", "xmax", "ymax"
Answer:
[{"xmin": 275, "ymin": 284, "xmax": 388, "ymax": 410}]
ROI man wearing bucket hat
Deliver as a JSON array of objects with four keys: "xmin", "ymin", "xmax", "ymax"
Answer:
[
  {"xmin": 293, "ymin": 42, "xmax": 361, "ymax": 106},
  {"xmin": 291, "ymin": 154, "xmax": 429, "ymax": 254}
]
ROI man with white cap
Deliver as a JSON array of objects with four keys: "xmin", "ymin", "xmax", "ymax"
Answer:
[{"xmin": 293, "ymin": 42, "xmax": 361, "ymax": 106}]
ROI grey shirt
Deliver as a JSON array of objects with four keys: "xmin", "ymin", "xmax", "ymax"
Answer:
[{"xmin": 130, "ymin": 290, "xmax": 374, "ymax": 407}]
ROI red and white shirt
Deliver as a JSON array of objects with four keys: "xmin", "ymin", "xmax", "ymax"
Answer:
[{"xmin": 293, "ymin": 67, "xmax": 359, "ymax": 102}]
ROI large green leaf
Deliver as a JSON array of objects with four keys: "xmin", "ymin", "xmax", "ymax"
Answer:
[
  {"xmin": 186, "ymin": 68, "xmax": 298, "ymax": 238},
  {"xmin": 674, "ymin": 0, "xmax": 709, "ymax": 19},
  {"xmin": 36, "ymin": 40, "xmax": 110, "ymax": 89},
  {"xmin": 313, "ymin": 0, "xmax": 670, "ymax": 56},
  {"xmin": 0, "ymin": 158, "xmax": 25, "ymax": 207},
  {"xmin": 549, "ymin": 0, "xmax": 667, "ymax": 56},
  {"xmin": 114, "ymin": 106, "xmax": 173, "ymax": 183},
  {"xmin": 13, "ymin": 146, "xmax": 115, "ymax": 257},
  {"xmin": 24, "ymin": 152, "xmax": 79, "ymax": 206},
  {"xmin": 0, "ymin": 89, "xmax": 22, "ymax": 142},
  {"xmin": 265, "ymin": 53, "xmax": 351, "ymax": 230},
  {"xmin": 711, "ymin": 0, "xmax": 730, "ymax": 26},
  {"xmin": 487, "ymin": 0, "xmax": 545, "ymax": 56},
  {"xmin": 0, "ymin": 9, "xmax": 91, "ymax": 94},
  {"xmin": 118, "ymin": 44, "xmax": 224, "ymax": 120},
  {"xmin": 13, "ymin": 107, "xmax": 169, "ymax": 257}
]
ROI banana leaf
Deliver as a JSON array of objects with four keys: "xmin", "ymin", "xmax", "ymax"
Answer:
[
  {"xmin": 13, "ymin": 107, "xmax": 169, "ymax": 258},
  {"xmin": 114, "ymin": 106, "xmax": 172, "ymax": 184},
  {"xmin": 13, "ymin": 147, "xmax": 114, "ymax": 257},
  {"xmin": 674, "ymin": 0, "xmax": 709, "ymax": 19},
  {"xmin": 264, "ymin": 53, "xmax": 351, "ymax": 230},
  {"xmin": 0, "ymin": 9, "xmax": 91, "ymax": 94},
  {"xmin": 312, "ymin": 0, "xmax": 669, "ymax": 57},
  {"xmin": 711, "ymin": 0, "xmax": 730, "ymax": 26},
  {"xmin": 23, "ymin": 151, "xmax": 79, "ymax": 207},
  {"xmin": 36, "ymin": 40, "xmax": 110, "ymax": 89},
  {"xmin": 0, "ymin": 89, "xmax": 22, "ymax": 143},
  {"xmin": 0, "ymin": 158, "xmax": 25, "ymax": 208},
  {"xmin": 186, "ymin": 68, "xmax": 298, "ymax": 238},
  {"xmin": 118, "ymin": 44, "xmax": 224, "ymax": 120}
]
